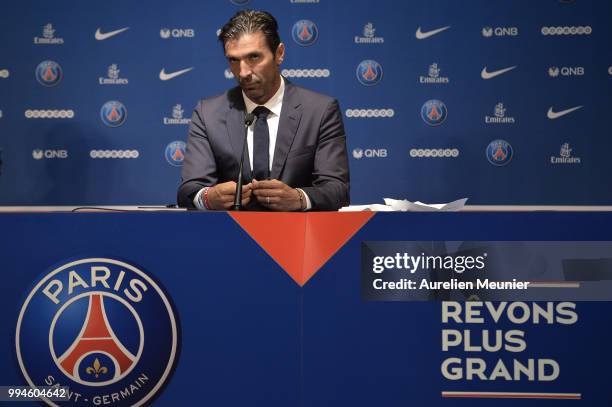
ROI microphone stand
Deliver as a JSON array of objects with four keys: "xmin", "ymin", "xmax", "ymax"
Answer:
[{"xmin": 233, "ymin": 113, "xmax": 255, "ymax": 211}]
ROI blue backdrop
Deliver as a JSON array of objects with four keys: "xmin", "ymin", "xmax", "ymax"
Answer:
[{"xmin": 0, "ymin": 0, "xmax": 610, "ymax": 205}]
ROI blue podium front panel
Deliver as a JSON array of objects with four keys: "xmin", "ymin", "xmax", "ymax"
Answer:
[{"xmin": 1, "ymin": 212, "xmax": 611, "ymax": 406}]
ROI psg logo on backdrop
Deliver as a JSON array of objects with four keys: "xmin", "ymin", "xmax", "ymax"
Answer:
[
  {"xmin": 36, "ymin": 60, "xmax": 63, "ymax": 87},
  {"xmin": 100, "ymin": 101, "xmax": 127, "ymax": 127},
  {"xmin": 420, "ymin": 99, "xmax": 448, "ymax": 126},
  {"xmin": 356, "ymin": 60, "xmax": 383, "ymax": 86},
  {"xmin": 16, "ymin": 258, "xmax": 179, "ymax": 406},
  {"xmin": 486, "ymin": 139, "xmax": 513, "ymax": 166},
  {"xmin": 291, "ymin": 20, "xmax": 318, "ymax": 46},
  {"xmin": 165, "ymin": 141, "xmax": 186, "ymax": 166}
]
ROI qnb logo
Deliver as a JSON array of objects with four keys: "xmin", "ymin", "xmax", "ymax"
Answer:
[
  {"xmin": 100, "ymin": 101, "xmax": 127, "ymax": 127},
  {"xmin": 224, "ymin": 68, "xmax": 234, "ymax": 79},
  {"xmin": 481, "ymin": 26, "xmax": 519, "ymax": 37},
  {"xmin": 16, "ymin": 258, "xmax": 178, "ymax": 406},
  {"xmin": 541, "ymin": 26, "xmax": 592, "ymax": 35},
  {"xmin": 32, "ymin": 149, "xmax": 68, "ymax": 160},
  {"xmin": 230, "ymin": 0, "xmax": 250, "ymax": 4},
  {"xmin": 548, "ymin": 66, "xmax": 584, "ymax": 77},
  {"xmin": 160, "ymin": 28, "xmax": 195, "ymax": 39},
  {"xmin": 352, "ymin": 148, "xmax": 388, "ymax": 159},
  {"xmin": 35, "ymin": 60, "xmax": 62, "ymax": 87},
  {"xmin": 165, "ymin": 141, "xmax": 186, "ymax": 166},
  {"xmin": 410, "ymin": 148, "xmax": 459, "ymax": 158},
  {"xmin": 281, "ymin": 68, "xmax": 330, "ymax": 78},
  {"xmin": 0, "ymin": 69, "xmax": 9, "ymax": 78},
  {"xmin": 90, "ymin": 150, "xmax": 139, "ymax": 159},
  {"xmin": 609, "ymin": 66, "xmax": 612, "ymax": 75},
  {"xmin": 291, "ymin": 20, "xmax": 318, "ymax": 46},
  {"xmin": 356, "ymin": 60, "xmax": 383, "ymax": 86},
  {"xmin": 345, "ymin": 109, "xmax": 394, "ymax": 118},
  {"xmin": 290, "ymin": 0, "xmax": 320, "ymax": 3},
  {"xmin": 25, "ymin": 110, "xmax": 74, "ymax": 119}
]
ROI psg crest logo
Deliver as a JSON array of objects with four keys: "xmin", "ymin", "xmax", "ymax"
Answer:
[
  {"xmin": 36, "ymin": 60, "xmax": 63, "ymax": 87},
  {"xmin": 486, "ymin": 139, "xmax": 514, "ymax": 166},
  {"xmin": 165, "ymin": 141, "xmax": 186, "ymax": 167},
  {"xmin": 356, "ymin": 60, "xmax": 383, "ymax": 86},
  {"xmin": 291, "ymin": 20, "xmax": 318, "ymax": 46},
  {"xmin": 15, "ymin": 258, "xmax": 179, "ymax": 406},
  {"xmin": 100, "ymin": 101, "xmax": 127, "ymax": 127},
  {"xmin": 420, "ymin": 99, "xmax": 448, "ymax": 126}
]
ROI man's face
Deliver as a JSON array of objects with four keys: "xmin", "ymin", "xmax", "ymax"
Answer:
[{"xmin": 225, "ymin": 31, "xmax": 284, "ymax": 105}]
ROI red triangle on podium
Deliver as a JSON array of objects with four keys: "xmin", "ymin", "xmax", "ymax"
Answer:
[{"xmin": 229, "ymin": 212, "xmax": 374, "ymax": 286}]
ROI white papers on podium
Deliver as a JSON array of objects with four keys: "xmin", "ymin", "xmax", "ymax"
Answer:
[
  {"xmin": 338, "ymin": 204, "xmax": 395, "ymax": 212},
  {"xmin": 339, "ymin": 198, "xmax": 468, "ymax": 212},
  {"xmin": 384, "ymin": 198, "xmax": 468, "ymax": 212}
]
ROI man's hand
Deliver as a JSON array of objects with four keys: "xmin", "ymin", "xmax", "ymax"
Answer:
[
  {"xmin": 251, "ymin": 179, "xmax": 302, "ymax": 211},
  {"xmin": 207, "ymin": 181, "xmax": 251, "ymax": 210}
]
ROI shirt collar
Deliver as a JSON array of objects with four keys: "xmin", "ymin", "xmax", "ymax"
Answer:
[{"xmin": 242, "ymin": 75, "xmax": 285, "ymax": 117}]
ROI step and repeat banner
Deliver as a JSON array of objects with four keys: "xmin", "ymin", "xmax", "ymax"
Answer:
[{"xmin": 0, "ymin": 0, "xmax": 610, "ymax": 205}]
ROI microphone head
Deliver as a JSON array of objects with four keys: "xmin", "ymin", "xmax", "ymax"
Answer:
[{"xmin": 244, "ymin": 112, "xmax": 255, "ymax": 126}]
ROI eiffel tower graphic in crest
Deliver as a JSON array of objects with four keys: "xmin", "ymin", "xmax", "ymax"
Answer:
[{"xmin": 58, "ymin": 294, "xmax": 136, "ymax": 380}]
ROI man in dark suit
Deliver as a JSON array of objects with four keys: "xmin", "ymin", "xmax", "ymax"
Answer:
[{"xmin": 177, "ymin": 10, "xmax": 349, "ymax": 211}]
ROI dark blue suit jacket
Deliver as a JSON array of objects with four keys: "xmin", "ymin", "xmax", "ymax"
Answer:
[{"xmin": 177, "ymin": 80, "xmax": 350, "ymax": 210}]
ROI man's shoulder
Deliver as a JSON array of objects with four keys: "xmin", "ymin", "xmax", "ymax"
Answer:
[
  {"xmin": 287, "ymin": 81, "xmax": 336, "ymax": 106},
  {"xmin": 196, "ymin": 86, "xmax": 242, "ymax": 110}
]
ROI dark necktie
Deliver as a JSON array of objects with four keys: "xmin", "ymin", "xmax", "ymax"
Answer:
[{"xmin": 252, "ymin": 106, "xmax": 271, "ymax": 180}]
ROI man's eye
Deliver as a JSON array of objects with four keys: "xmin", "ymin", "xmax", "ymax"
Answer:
[{"xmin": 249, "ymin": 55, "xmax": 260, "ymax": 61}]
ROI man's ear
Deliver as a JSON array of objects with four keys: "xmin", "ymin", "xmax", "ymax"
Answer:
[{"xmin": 275, "ymin": 42, "xmax": 285, "ymax": 64}]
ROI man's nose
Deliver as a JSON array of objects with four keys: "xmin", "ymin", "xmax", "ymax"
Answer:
[{"xmin": 239, "ymin": 60, "xmax": 252, "ymax": 79}]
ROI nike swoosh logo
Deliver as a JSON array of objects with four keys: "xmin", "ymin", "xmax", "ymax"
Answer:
[
  {"xmin": 95, "ymin": 27, "xmax": 130, "ymax": 41},
  {"xmin": 415, "ymin": 26, "xmax": 451, "ymax": 40},
  {"xmin": 547, "ymin": 105, "xmax": 583, "ymax": 119},
  {"xmin": 159, "ymin": 67, "xmax": 194, "ymax": 81},
  {"xmin": 481, "ymin": 65, "xmax": 517, "ymax": 79}
]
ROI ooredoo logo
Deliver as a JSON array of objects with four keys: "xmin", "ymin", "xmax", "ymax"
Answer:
[{"xmin": 16, "ymin": 258, "xmax": 179, "ymax": 406}]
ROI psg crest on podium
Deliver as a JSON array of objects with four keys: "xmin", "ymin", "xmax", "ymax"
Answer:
[{"xmin": 15, "ymin": 258, "xmax": 179, "ymax": 406}]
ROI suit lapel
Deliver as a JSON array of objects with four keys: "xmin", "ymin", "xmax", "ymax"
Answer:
[
  {"xmin": 226, "ymin": 88, "xmax": 252, "ymax": 180},
  {"xmin": 271, "ymin": 82, "xmax": 302, "ymax": 179}
]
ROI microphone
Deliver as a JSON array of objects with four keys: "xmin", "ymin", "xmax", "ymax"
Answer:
[{"xmin": 233, "ymin": 112, "xmax": 255, "ymax": 211}]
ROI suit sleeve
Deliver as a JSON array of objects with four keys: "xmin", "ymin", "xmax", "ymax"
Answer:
[
  {"xmin": 177, "ymin": 101, "xmax": 218, "ymax": 208},
  {"xmin": 300, "ymin": 98, "xmax": 350, "ymax": 210}
]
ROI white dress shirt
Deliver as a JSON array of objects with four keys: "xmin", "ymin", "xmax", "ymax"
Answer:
[
  {"xmin": 243, "ymin": 76, "xmax": 284, "ymax": 174},
  {"xmin": 194, "ymin": 76, "xmax": 311, "ymax": 210}
]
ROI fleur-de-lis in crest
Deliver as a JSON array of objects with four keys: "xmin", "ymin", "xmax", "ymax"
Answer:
[{"xmin": 85, "ymin": 358, "xmax": 108, "ymax": 378}]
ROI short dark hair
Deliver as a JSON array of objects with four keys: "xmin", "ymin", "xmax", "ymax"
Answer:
[{"xmin": 218, "ymin": 10, "xmax": 281, "ymax": 54}]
